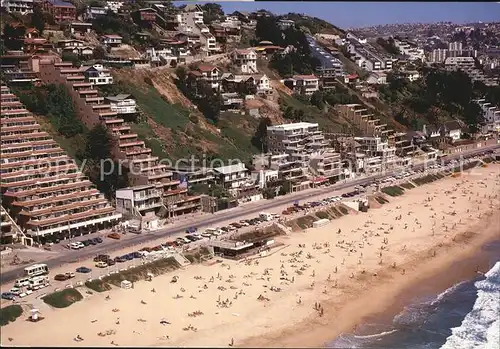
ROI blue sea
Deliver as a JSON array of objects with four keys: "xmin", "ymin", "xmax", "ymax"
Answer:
[{"xmin": 328, "ymin": 240, "xmax": 500, "ymax": 349}]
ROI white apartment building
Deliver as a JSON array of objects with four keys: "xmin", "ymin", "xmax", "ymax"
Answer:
[
  {"xmin": 267, "ymin": 122, "xmax": 329, "ymax": 164},
  {"xmin": 448, "ymin": 41, "xmax": 463, "ymax": 54},
  {"xmin": 347, "ymin": 39, "xmax": 393, "ymax": 72},
  {"xmin": 105, "ymin": 94, "xmax": 137, "ymax": 114},
  {"xmin": 394, "ymin": 40, "xmax": 425, "ymax": 61},
  {"xmin": 309, "ymin": 150, "xmax": 342, "ymax": 181},
  {"xmin": 115, "ymin": 185, "xmax": 163, "ymax": 217},
  {"xmin": 102, "ymin": 34, "xmax": 122, "ymax": 47},
  {"xmin": 145, "ymin": 47, "xmax": 177, "ymax": 65},
  {"xmin": 354, "ymin": 136, "xmax": 398, "ymax": 172},
  {"xmin": 475, "ymin": 99, "xmax": 500, "ymax": 133},
  {"xmin": 3, "ymin": 0, "xmax": 33, "ymax": 14},
  {"xmin": 428, "ymin": 48, "xmax": 448, "ymax": 63},
  {"xmin": 81, "ymin": 64, "xmax": 113, "ymax": 85},
  {"xmin": 445, "ymin": 56, "xmax": 497, "ymax": 86},
  {"xmin": 177, "ymin": 3, "xmax": 204, "ymax": 32},
  {"xmin": 213, "ymin": 163, "xmax": 252, "ymax": 190},
  {"xmin": 231, "ymin": 49, "xmax": 258, "ymax": 74}
]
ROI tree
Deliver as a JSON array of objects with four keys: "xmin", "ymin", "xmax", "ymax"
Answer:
[
  {"xmin": 2, "ymin": 23, "xmax": 25, "ymax": 50},
  {"xmin": 310, "ymin": 90, "xmax": 324, "ymax": 110},
  {"xmin": 251, "ymin": 117, "xmax": 272, "ymax": 152},
  {"xmin": 30, "ymin": 7, "xmax": 46, "ymax": 34},
  {"xmin": 45, "ymin": 84, "xmax": 84, "ymax": 137},
  {"xmin": 202, "ymin": 3, "xmax": 224, "ymax": 25},
  {"xmin": 93, "ymin": 45, "xmax": 107, "ymax": 60},
  {"xmin": 62, "ymin": 52, "xmax": 81, "ymax": 67},
  {"xmin": 255, "ymin": 16, "xmax": 283, "ymax": 45}
]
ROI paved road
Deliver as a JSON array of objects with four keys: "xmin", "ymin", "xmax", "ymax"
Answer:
[{"xmin": 2, "ymin": 144, "xmax": 498, "ymax": 283}]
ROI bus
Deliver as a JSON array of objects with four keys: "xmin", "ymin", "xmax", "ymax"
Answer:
[
  {"xmin": 24, "ymin": 264, "xmax": 49, "ymax": 277},
  {"xmin": 28, "ymin": 275, "xmax": 50, "ymax": 290}
]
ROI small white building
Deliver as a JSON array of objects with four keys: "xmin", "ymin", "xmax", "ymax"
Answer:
[
  {"xmin": 115, "ymin": 185, "xmax": 163, "ymax": 218},
  {"xmin": 105, "ymin": 94, "xmax": 137, "ymax": 114},
  {"xmin": 105, "ymin": 0, "xmax": 123, "ymax": 13},
  {"xmin": 213, "ymin": 163, "xmax": 252, "ymax": 190},
  {"xmin": 366, "ymin": 72, "xmax": 387, "ymax": 85},
  {"xmin": 284, "ymin": 75, "xmax": 319, "ymax": 95},
  {"xmin": 3, "ymin": 0, "xmax": 33, "ymax": 14},
  {"xmin": 81, "ymin": 64, "xmax": 113, "ymax": 85},
  {"xmin": 231, "ymin": 49, "xmax": 258, "ymax": 74}
]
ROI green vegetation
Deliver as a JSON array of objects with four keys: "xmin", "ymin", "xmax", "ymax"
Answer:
[
  {"xmin": 338, "ymin": 206, "xmax": 349, "ymax": 215},
  {"xmin": 77, "ymin": 124, "xmax": 128, "ymax": 199},
  {"xmin": 381, "ymin": 186, "xmax": 405, "ymax": 197},
  {"xmin": 315, "ymin": 211, "xmax": 330, "ymax": 220},
  {"xmin": 102, "ymin": 257, "xmax": 180, "ymax": 287},
  {"xmin": 281, "ymin": 13, "xmax": 344, "ymax": 35},
  {"xmin": 375, "ymin": 196, "xmax": 389, "ymax": 205},
  {"xmin": 125, "ymin": 82, "xmax": 191, "ymax": 130},
  {"xmin": 379, "ymin": 69, "xmax": 489, "ymax": 132},
  {"xmin": 85, "ymin": 279, "xmax": 112, "ymax": 293},
  {"xmin": 376, "ymin": 37, "xmax": 400, "ymax": 55},
  {"xmin": 413, "ymin": 174, "xmax": 443, "ymax": 186},
  {"xmin": 42, "ymin": 288, "xmax": 83, "ymax": 308},
  {"xmin": 129, "ymin": 122, "xmax": 169, "ymax": 159},
  {"xmin": 296, "ymin": 215, "xmax": 317, "ymax": 229},
  {"xmin": 0, "ymin": 305, "xmax": 23, "ymax": 326}
]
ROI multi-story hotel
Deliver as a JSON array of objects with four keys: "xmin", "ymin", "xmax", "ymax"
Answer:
[
  {"xmin": 37, "ymin": 61, "xmax": 202, "ymax": 220},
  {"xmin": 0, "ymin": 85, "xmax": 122, "ymax": 241}
]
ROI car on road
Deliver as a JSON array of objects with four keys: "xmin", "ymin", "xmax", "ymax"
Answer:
[
  {"xmin": 1, "ymin": 292, "xmax": 16, "ymax": 300},
  {"xmin": 94, "ymin": 254, "xmax": 111, "ymax": 262},
  {"xmin": 123, "ymin": 254, "xmax": 134, "ymax": 261},
  {"xmin": 107, "ymin": 233, "xmax": 121, "ymax": 240},
  {"xmin": 95, "ymin": 261, "xmax": 108, "ymax": 268},
  {"xmin": 92, "ymin": 237, "xmax": 103, "ymax": 244},
  {"xmin": 76, "ymin": 267, "xmax": 92, "ymax": 273},
  {"xmin": 82, "ymin": 240, "xmax": 91, "ymax": 247},
  {"xmin": 87, "ymin": 239, "xmax": 97, "ymax": 245},
  {"xmin": 185, "ymin": 235, "xmax": 198, "ymax": 242},
  {"xmin": 68, "ymin": 241, "xmax": 84, "ymax": 250},
  {"xmin": 54, "ymin": 272, "xmax": 76, "ymax": 281},
  {"xmin": 114, "ymin": 256, "xmax": 127, "ymax": 263}
]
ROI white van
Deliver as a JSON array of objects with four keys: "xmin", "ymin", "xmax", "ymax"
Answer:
[
  {"xmin": 24, "ymin": 263, "xmax": 49, "ymax": 277},
  {"xmin": 69, "ymin": 242, "xmax": 84, "ymax": 250},
  {"xmin": 28, "ymin": 275, "xmax": 50, "ymax": 290},
  {"xmin": 259, "ymin": 212, "xmax": 273, "ymax": 221},
  {"xmin": 14, "ymin": 277, "xmax": 31, "ymax": 288}
]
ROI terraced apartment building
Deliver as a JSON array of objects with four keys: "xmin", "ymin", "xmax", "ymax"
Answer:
[
  {"xmin": 0, "ymin": 85, "xmax": 122, "ymax": 242},
  {"xmin": 37, "ymin": 61, "xmax": 202, "ymax": 221}
]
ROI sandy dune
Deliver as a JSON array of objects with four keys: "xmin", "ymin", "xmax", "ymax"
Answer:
[{"xmin": 2, "ymin": 165, "xmax": 499, "ymax": 348}]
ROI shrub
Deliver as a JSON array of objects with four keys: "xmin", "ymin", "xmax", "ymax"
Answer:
[
  {"xmin": 85, "ymin": 279, "xmax": 112, "ymax": 293},
  {"xmin": 375, "ymin": 196, "xmax": 388, "ymax": 204},
  {"xmin": 315, "ymin": 211, "xmax": 330, "ymax": 220},
  {"xmin": 381, "ymin": 186, "xmax": 405, "ymax": 196},
  {"xmin": 0, "ymin": 305, "xmax": 23, "ymax": 326},
  {"xmin": 400, "ymin": 182, "xmax": 415, "ymax": 190},
  {"xmin": 338, "ymin": 206, "xmax": 349, "ymax": 215},
  {"xmin": 102, "ymin": 257, "xmax": 180, "ymax": 286},
  {"xmin": 42, "ymin": 288, "xmax": 83, "ymax": 308}
]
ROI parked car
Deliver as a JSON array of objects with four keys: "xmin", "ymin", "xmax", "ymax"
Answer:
[
  {"xmin": 132, "ymin": 252, "xmax": 142, "ymax": 259},
  {"xmin": 114, "ymin": 256, "xmax": 127, "ymax": 263},
  {"xmin": 87, "ymin": 239, "xmax": 97, "ymax": 245},
  {"xmin": 94, "ymin": 237, "xmax": 103, "ymax": 244},
  {"xmin": 185, "ymin": 235, "xmax": 198, "ymax": 242},
  {"xmin": 93, "ymin": 254, "xmax": 111, "ymax": 262},
  {"xmin": 76, "ymin": 267, "xmax": 92, "ymax": 273},
  {"xmin": 68, "ymin": 242, "xmax": 84, "ymax": 250},
  {"xmin": 1, "ymin": 292, "xmax": 16, "ymax": 300},
  {"xmin": 123, "ymin": 254, "xmax": 134, "ymax": 261},
  {"xmin": 81, "ymin": 240, "xmax": 91, "ymax": 247},
  {"xmin": 95, "ymin": 261, "xmax": 108, "ymax": 268},
  {"xmin": 107, "ymin": 233, "xmax": 121, "ymax": 240}
]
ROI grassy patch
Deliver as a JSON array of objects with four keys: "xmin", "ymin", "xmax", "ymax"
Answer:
[
  {"xmin": 125, "ymin": 84, "xmax": 190, "ymax": 130},
  {"xmin": 42, "ymin": 288, "xmax": 83, "ymax": 308},
  {"xmin": 381, "ymin": 186, "xmax": 405, "ymax": 197},
  {"xmin": 85, "ymin": 279, "xmax": 112, "ymax": 293},
  {"xmin": 375, "ymin": 196, "xmax": 389, "ymax": 204},
  {"xmin": 315, "ymin": 211, "xmax": 330, "ymax": 220},
  {"xmin": 296, "ymin": 215, "xmax": 318, "ymax": 229},
  {"xmin": 338, "ymin": 206, "xmax": 349, "ymax": 215},
  {"xmin": 400, "ymin": 182, "xmax": 416, "ymax": 190},
  {"xmin": 0, "ymin": 305, "xmax": 23, "ymax": 326},
  {"xmin": 413, "ymin": 174, "xmax": 443, "ymax": 186},
  {"xmin": 102, "ymin": 257, "xmax": 180, "ymax": 287},
  {"xmin": 184, "ymin": 246, "xmax": 213, "ymax": 263}
]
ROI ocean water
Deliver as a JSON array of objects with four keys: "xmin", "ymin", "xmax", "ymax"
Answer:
[{"xmin": 328, "ymin": 240, "xmax": 500, "ymax": 349}]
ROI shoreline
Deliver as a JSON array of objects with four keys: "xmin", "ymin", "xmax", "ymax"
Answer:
[
  {"xmin": 1, "ymin": 165, "xmax": 499, "ymax": 348},
  {"xmin": 239, "ymin": 210, "xmax": 500, "ymax": 348}
]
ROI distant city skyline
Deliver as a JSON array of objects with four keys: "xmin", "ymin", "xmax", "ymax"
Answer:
[{"xmin": 178, "ymin": 2, "xmax": 500, "ymax": 29}]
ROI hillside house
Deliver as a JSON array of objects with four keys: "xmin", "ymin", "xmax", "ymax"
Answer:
[
  {"xmin": 231, "ymin": 49, "xmax": 258, "ymax": 74},
  {"xmin": 81, "ymin": 64, "xmax": 113, "ymax": 85},
  {"xmin": 69, "ymin": 22, "xmax": 93, "ymax": 35},
  {"xmin": 105, "ymin": 94, "xmax": 137, "ymax": 115},
  {"xmin": 105, "ymin": 1, "xmax": 123, "ymax": 13},
  {"xmin": 213, "ymin": 163, "xmax": 252, "ymax": 190},
  {"xmin": 42, "ymin": 0, "xmax": 76, "ymax": 23},
  {"xmin": 423, "ymin": 121, "xmax": 462, "ymax": 142},
  {"xmin": 284, "ymin": 75, "xmax": 319, "ymax": 95},
  {"xmin": 366, "ymin": 72, "xmax": 387, "ymax": 85},
  {"xmin": 189, "ymin": 64, "xmax": 221, "ymax": 90},
  {"xmin": 102, "ymin": 34, "xmax": 122, "ymax": 47},
  {"xmin": 85, "ymin": 6, "xmax": 107, "ymax": 20}
]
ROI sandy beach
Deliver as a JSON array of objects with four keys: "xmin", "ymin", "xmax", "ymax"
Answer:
[{"xmin": 2, "ymin": 164, "xmax": 499, "ymax": 347}]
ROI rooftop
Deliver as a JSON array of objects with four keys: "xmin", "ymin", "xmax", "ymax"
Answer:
[
  {"xmin": 267, "ymin": 122, "xmax": 319, "ymax": 131},
  {"xmin": 213, "ymin": 163, "xmax": 248, "ymax": 175}
]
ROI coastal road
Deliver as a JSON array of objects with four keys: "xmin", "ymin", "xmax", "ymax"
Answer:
[{"xmin": 1, "ymin": 144, "xmax": 498, "ymax": 284}]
